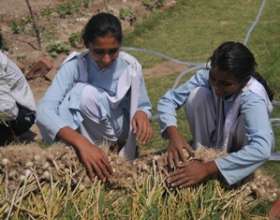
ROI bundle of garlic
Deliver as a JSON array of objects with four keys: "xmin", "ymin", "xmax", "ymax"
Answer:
[{"xmin": 0, "ymin": 143, "xmax": 279, "ymax": 203}]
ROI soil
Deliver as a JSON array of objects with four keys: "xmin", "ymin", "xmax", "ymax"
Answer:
[{"xmin": 0, "ymin": 0, "xmax": 180, "ymax": 98}]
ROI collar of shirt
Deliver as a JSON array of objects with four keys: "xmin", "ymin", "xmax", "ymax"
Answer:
[
  {"xmin": 86, "ymin": 53, "xmax": 118, "ymax": 72},
  {"xmin": 85, "ymin": 54, "xmax": 129, "ymax": 96}
]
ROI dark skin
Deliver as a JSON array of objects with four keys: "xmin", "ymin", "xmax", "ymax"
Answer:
[
  {"xmin": 165, "ymin": 126, "xmax": 193, "ymax": 168},
  {"xmin": 58, "ymin": 34, "xmax": 153, "ymax": 182},
  {"xmin": 167, "ymin": 160, "xmax": 218, "ymax": 188},
  {"xmin": 166, "ymin": 66, "xmax": 247, "ymax": 187},
  {"xmin": 132, "ymin": 111, "xmax": 153, "ymax": 145},
  {"xmin": 58, "ymin": 127, "xmax": 113, "ymax": 182}
]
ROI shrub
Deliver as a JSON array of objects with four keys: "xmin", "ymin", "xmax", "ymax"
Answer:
[
  {"xmin": 119, "ymin": 7, "xmax": 136, "ymax": 25},
  {"xmin": 46, "ymin": 41, "xmax": 70, "ymax": 57},
  {"xmin": 142, "ymin": 0, "xmax": 165, "ymax": 10},
  {"xmin": 68, "ymin": 32, "xmax": 81, "ymax": 48}
]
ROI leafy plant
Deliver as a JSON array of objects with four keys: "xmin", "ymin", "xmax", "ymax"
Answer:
[
  {"xmin": 9, "ymin": 17, "xmax": 32, "ymax": 34},
  {"xmin": 46, "ymin": 41, "xmax": 70, "ymax": 57},
  {"xmin": 56, "ymin": 2, "xmax": 79, "ymax": 18},
  {"xmin": 10, "ymin": 20, "xmax": 23, "ymax": 34},
  {"xmin": 142, "ymin": 0, "xmax": 165, "ymax": 10},
  {"xmin": 81, "ymin": 0, "xmax": 93, "ymax": 8},
  {"xmin": 40, "ymin": 7, "xmax": 54, "ymax": 17},
  {"xmin": 119, "ymin": 7, "xmax": 136, "ymax": 25},
  {"xmin": 68, "ymin": 32, "xmax": 81, "ymax": 48}
]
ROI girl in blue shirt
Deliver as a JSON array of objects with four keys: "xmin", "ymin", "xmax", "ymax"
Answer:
[
  {"xmin": 158, "ymin": 42, "xmax": 274, "ymax": 186},
  {"xmin": 37, "ymin": 13, "xmax": 153, "ymax": 183}
]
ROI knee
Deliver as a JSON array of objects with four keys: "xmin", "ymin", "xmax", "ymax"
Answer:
[
  {"xmin": 186, "ymin": 87, "xmax": 212, "ymax": 111},
  {"xmin": 80, "ymin": 85, "xmax": 108, "ymax": 119}
]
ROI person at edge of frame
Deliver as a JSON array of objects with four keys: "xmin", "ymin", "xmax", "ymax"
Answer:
[{"xmin": 0, "ymin": 34, "xmax": 36, "ymax": 145}]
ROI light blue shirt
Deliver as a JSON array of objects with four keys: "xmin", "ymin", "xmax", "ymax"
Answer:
[
  {"xmin": 36, "ymin": 52, "xmax": 152, "ymax": 141},
  {"xmin": 157, "ymin": 69, "xmax": 273, "ymax": 185}
]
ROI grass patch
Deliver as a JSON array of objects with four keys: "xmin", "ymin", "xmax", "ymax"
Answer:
[{"xmin": 124, "ymin": 0, "xmax": 263, "ymax": 67}]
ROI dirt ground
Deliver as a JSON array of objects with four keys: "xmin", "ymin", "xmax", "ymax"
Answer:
[{"xmin": 0, "ymin": 0, "xmax": 179, "ymax": 100}]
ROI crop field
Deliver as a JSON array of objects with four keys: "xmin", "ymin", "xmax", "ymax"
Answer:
[{"xmin": 0, "ymin": 0, "xmax": 280, "ymax": 219}]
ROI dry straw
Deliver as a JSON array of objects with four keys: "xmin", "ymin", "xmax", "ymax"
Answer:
[{"xmin": 0, "ymin": 143, "xmax": 278, "ymax": 219}]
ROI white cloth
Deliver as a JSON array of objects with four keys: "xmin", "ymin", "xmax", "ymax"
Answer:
[{"xmin": 0, "ymin": 51, "xmax": 36, "ymax": 120}]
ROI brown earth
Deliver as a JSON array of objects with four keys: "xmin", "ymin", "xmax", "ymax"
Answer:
[{"xmin": 0, "ymin": 0, "xmax": 179, "ymax": 100}]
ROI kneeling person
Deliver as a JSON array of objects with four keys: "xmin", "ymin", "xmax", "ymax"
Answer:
[
  {"xmin": 36, "ymin": 13, "xmax": 153, "ymax": 182},
  {"xmin": 0, "ymin": 51, "xmax": 36, "ymax": 145},
  {"xmin": 158, "ymin": 42, "xmax": 274, "ymax": 187}
]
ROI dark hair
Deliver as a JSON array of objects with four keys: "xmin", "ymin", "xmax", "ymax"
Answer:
[
  {"xmin": 209, "ymin": 41, "xmax": 273, "ymax": 101},
  {"xmin": 82, "ymin": 13, "xmax": 122, "ymax": 48}
]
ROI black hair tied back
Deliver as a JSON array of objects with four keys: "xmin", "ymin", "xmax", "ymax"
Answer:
[{"xmin": 209, "ymin": 41, "xmax": 273, "ymax": 101}]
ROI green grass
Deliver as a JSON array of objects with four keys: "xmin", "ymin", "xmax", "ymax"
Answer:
[
  {"xmin": 127, "ymin": 0, "xmax": 280, "ymax": 143},
  {"xmin": 124, "ymin": 0, "xmax": 268, "ymax": 67}
]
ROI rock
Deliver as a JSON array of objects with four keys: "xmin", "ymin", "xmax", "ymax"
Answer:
[
  {"xmin": 42, "ymin": 171, "xmax": 50, "ymax": 180},
  {"xmin": 8, "ymin": 170, "xmax": 17, "ymax": 179},
  {"xmin": 42, "ymin": 162, "xmax": 50, "ymax": 170},
  {"xmin": 26, "ymin": 57, "xmax": 53, "ymax": 80},
  {"xmin": 24, "ymin": 169, "xmax": 32, "ymax": 177},
  {"xmin": 34, "ymin": 155, "xmax": 41, "ymax": 161},
  {"xmin": 25, "ymin": 161, "xmax": 33, "ymax": 168},
  {"xmin": 1, "ymin": 158, "xmax": 9, "ymax": 166}
]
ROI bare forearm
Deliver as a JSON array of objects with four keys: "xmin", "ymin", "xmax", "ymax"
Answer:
[
  {"xmin": 57, "ymin": 127, "xmax": 112, "ymax": 182},
  {"xmin": 165, "ymin": 126, "xmax": 181, "ymax": 140},
  {"xmin": 204, "ymin": 161, "xmax": 219, "ymax": 178},
  {"xmin": 57, "ymin": 127, "xmax": 90, "ymax": 151}
]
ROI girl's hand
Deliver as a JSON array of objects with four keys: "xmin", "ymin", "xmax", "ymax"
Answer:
[
  {"xmin": 57, "ymin": 127, "xmax": 113, "ymax": 182},
  {"xmin": 167, "ymin": 160, "xmax": 218, "ymax": 188},
  {"xmin": 165, "ymin": 126, "xmax": 193, "ymax": 168},
  {"xmin": 132, "ymin": 110, "xmax": 153, "ymax": 144},
  {"xmin": 76, "ymin": 141, "xmax": 113, "ymax": 182}
]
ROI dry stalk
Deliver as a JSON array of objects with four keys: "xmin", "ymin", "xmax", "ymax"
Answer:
[
  {"xmin": 32, "ymin": 171, "xmax": 49, "ymax": 218},
  {"xmin": 4, "ymin": 168, "xmax": 8, "ymax": 199},
  {"xmin": 14, "ymin": 176, "xmax": 29, "ymax": 217},
  {"xmin": 5, "ymin": 182, "xmax": 21, "ymax": 220},
  {"xmin": 0, "ymin": 143, "xmax": 279, "ymax": 219},
  {"xmin": 103, "ymin": 0, "xmax": 109, "ymax": 11},
  {"xmin": 73, "ymin": 202, "xmax": 83, "ymax": 219},
  {"xmin": 5, "ymin": 199, "xmax": 47, "ymax": 219},
  {"xmin": 27, "ymin": 212, "xmax": 37, "ymax": 220},
  {"xmin": 24, "ymin": 0, "xmax": 41, "ymax": 50}
]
